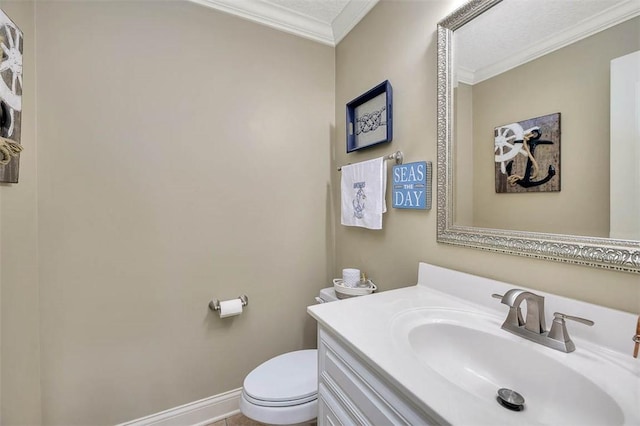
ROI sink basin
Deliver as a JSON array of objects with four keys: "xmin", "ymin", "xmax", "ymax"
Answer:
[{"xmin": 393, "ymin": 308, "xmax": 625, "ymax": 425}]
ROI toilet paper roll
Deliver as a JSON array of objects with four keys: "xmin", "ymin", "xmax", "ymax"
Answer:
[{"xmin": 219, "ymin": 299, "xmax": 243, "ymax": 318}]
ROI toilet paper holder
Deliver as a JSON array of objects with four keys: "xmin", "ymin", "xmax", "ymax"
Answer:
[{"xmin": 209, "ymin": 295, "xmax": 249, "ymax": 312}]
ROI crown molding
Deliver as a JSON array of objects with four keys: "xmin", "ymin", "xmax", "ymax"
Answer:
[
  {"xmin": 189, "ymin": 0, "xmax": 334, "ymax": 45},
  {"xmin": 460, "ymin": 0, "xmax": 640, "ymax": 85},
  {"xmin": 332, "ymin": 0, "xmax": 379, "ymax": 45},
  {"xmin": 455, "ymin": 66, "xmax": 474, "ymax": 87},
  {"xmin": 189, "ymin": 0, "xmax": 379, "ymax": 46}
]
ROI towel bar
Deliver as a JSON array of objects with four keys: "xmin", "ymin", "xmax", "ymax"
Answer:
[{"xmin": 337, "ymin": 151, "xmax": 403, "ymax": 171}]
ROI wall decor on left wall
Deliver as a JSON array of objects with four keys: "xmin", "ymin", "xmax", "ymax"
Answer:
[{"xmin": 0, "ymin": 8, "xmax": 22, "ymax": 183}]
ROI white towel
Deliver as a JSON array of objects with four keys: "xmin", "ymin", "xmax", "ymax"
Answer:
[{"xmin": 341, "ymin": 157, "xmax": 387, "ymax": 230}]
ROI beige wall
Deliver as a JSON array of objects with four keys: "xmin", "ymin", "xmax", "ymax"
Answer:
[
  {"xmin": 0, "ymin": 1, "xmax": 638, "ymax": 424},
  {"xmin": 335, "ymin": 1, "xmax": 639, "ymax": 317},
  {"xmin": 0, "ymin": 1, "xmax": 41, "ymax": 425},
  {"xmin": 454, "ymin": 82, "xmax": 473, "ymax": 225},
  {"xmin": 34, "ymin": 2, "xmax": 334, "ymax": 424},
  {"xmin": 471, "ymin": 18, "xmax": 640, "ymax": 236}
]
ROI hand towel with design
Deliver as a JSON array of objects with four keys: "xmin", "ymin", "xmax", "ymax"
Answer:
[{"xmin": 340, "ymin": 157, "xmax": 387, "ymax": 230}]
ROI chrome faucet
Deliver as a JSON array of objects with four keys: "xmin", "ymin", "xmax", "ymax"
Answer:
[
  {"xmin": 492, "ymin": 289, "xmax": 594, "ymax": 353},
  {"xmin": 500, "ymin": 289, "xmax": 546, "ymax": 334}
]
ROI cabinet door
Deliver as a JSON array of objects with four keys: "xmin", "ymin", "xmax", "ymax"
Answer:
[
  {"xmin": 318, "ymin": 384, "xmax": 358, "ymax": 426},
  {"xmin": 318, "ymin": 328, "xmax": 439, "ymax": 426}
]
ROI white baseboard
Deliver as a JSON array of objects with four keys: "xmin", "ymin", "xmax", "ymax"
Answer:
[{"xmin": 118, "ymin": 388, "xmax": 242, "ymax": 426}]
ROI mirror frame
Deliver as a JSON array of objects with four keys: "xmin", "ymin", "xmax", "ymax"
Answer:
[{"xmin": 436, "ymin": 0, "xmax": 640, "ymax": 274}]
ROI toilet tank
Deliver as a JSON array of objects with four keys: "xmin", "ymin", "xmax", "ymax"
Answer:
[{"xmin": 317, "ymin": 287, "xmax": 338, "ymax": 303}]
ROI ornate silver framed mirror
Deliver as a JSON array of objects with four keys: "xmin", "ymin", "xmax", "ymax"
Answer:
[{"xmin": 436, "ymin": 0, "xmax": 640, "ymax": 273}]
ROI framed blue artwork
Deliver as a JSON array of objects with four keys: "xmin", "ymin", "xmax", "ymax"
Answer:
[{"xmin": 346, "ymin": 80, "xmax": 392, "ymax": 153}]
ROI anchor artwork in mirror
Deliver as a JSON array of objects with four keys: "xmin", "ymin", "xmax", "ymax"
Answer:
[{"xmin": 494, "ymin": 113, "xmax": 560, "ymax": 193}]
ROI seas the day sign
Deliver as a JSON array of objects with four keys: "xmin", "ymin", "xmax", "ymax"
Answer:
[{"xmin": 392, "ymin": 161, "xmax": 432, "ymax": 210}]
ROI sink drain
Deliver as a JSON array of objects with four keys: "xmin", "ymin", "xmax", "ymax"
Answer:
[{"xmin": 497, "ymin": 388, "xmax": 525, "ymax": 411}]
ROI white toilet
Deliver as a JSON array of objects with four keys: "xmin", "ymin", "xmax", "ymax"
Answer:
[{"xmin": 239, "ymin": 288, "xmax": 338, "ymax": 425}]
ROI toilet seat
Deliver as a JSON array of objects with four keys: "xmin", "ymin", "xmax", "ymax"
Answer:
[
  {"xmin": 243, "ymin": 349, "xmax": 318, "ymax": 404},
  {"xmin": 243, "ymin": 391, "xmax": 317, "ymax": 407},
  {"xmin": 240, "ymin": 349, "xmax": 318, "ymax": 424}
]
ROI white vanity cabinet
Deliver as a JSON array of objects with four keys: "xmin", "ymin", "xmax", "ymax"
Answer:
[{"xmin": 317, "ymin": 327, "xmax": 439, "ymax": 426}]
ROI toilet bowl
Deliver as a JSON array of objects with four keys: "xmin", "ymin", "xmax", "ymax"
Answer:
[
  {"xmin": 240, "ymin": 350, "xmax": 318, "ymax": 425},
  {"xmin": 239, "ymin": 288, "xmax": 338, "ymax": 425}
]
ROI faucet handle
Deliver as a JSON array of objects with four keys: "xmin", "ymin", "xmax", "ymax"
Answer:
[
  {"xmin": 548, "ymin": 312, "xmax": 594, "ymax": 352},
  {"xmin": 553, "ymin": 312, "xmax": 594, "ymax": 327}
]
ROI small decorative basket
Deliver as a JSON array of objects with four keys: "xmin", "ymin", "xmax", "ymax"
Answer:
[{"xmin": 333, "ymin": 278, "xmax": 377, "ymax": 299}]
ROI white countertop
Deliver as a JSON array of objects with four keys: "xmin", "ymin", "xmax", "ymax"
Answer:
[{"xmin": 308, "ymin": 263, "xmax": 640, "ymax": 425}]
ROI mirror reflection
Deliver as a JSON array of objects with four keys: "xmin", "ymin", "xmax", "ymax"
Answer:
[{"xmin": 452, "ymin": 0, "xmax": 640, "ymax": 240}]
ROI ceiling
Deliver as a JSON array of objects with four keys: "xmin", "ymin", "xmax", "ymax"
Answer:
[
  {"xmin": 455, "ymin": 0, "xmax": 640, "ymax": 84},
  {"xmin": 188, "ymin": 0, "xmax": 380, "ymax": 46}
]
